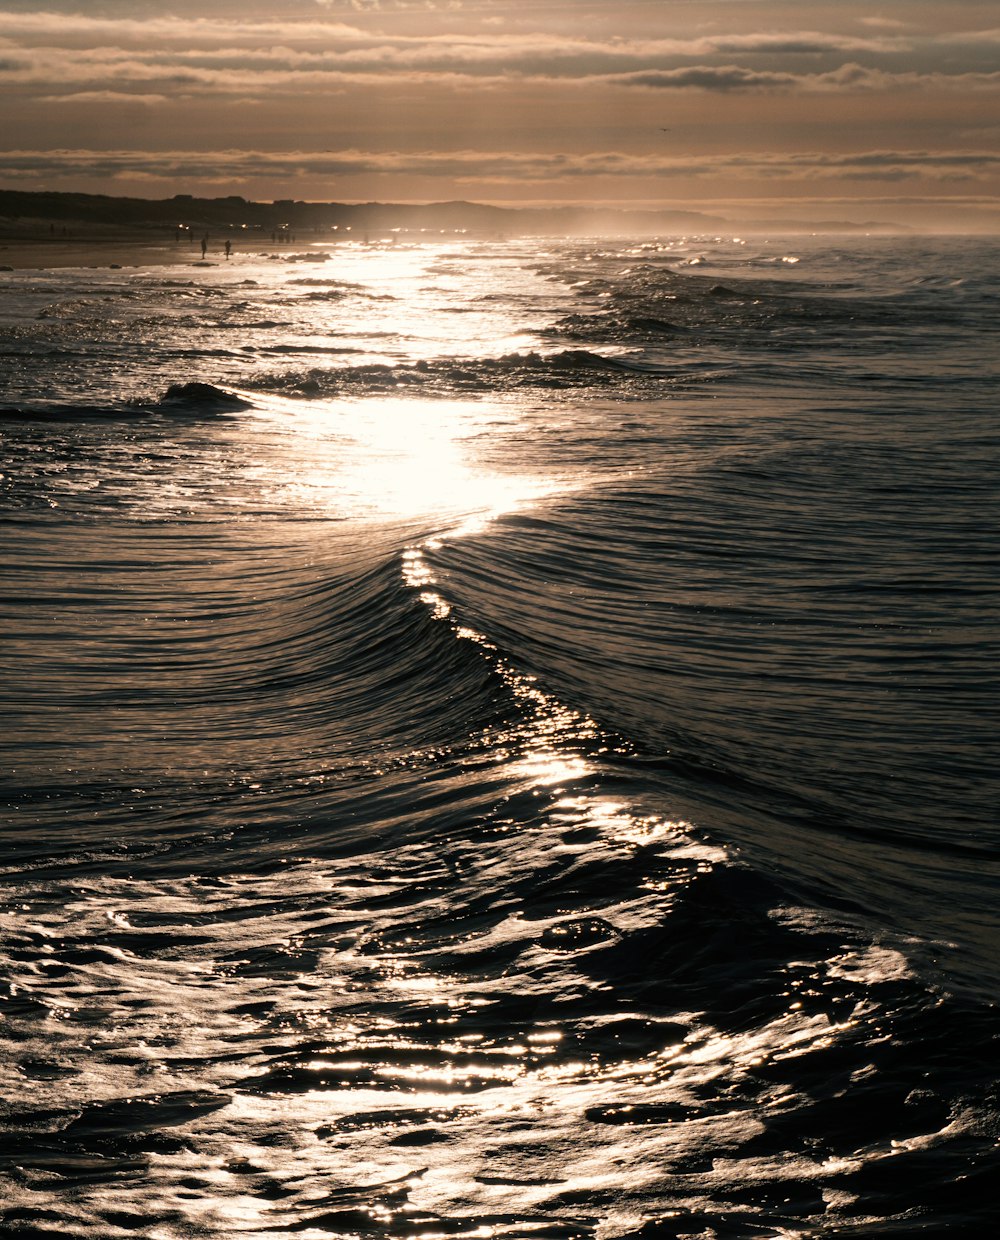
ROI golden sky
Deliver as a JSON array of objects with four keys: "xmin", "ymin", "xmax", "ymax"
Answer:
[{"xmin": 2, "ymin": 0, "xmax": 999, "ymax": 227}]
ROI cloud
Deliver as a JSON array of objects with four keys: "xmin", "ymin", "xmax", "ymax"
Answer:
[
  {"xmin": 859, "ymin": 17, "xmax": 908, "ymax": 30},
  {"xmin": 607, "ymin": 65, "xmax": 801, "ymax": 92},
  {"xmin": 702, "ymin": 32, "xmax": 904, "ymax": 54},
  {"xmin": 942, "ymin": 28, "xmax": 1000, "ymax": 45},
  {"xmin": 0, "ymin": 13, "xmax": 972, "ymax": 94},
  {"xmin": 0, "ymin": 12, "xmax": 369, "ymax": 43},
  {"xmin": 0, "ymin": 13, "xmax": 994, "ymax": 105},
  {"xmin": 1, "ymin": 146, "xmax": 997, "ymax": 187},
  {"xmin": 36, "ymin": 91, "xmax": 171, "ymax": 105},
  {"xmin": 605, "ymin": 63, "xmax": 1000, "ymax": 94},
  {"xmin": 4, "ymin": 39, "xmax": 997, "ymax": 99},
  {"xmin": 0, "ymin": 14, "xmax": 907, "ymax": 64}
]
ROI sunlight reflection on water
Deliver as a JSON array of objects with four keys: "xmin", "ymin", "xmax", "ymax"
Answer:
[
  {"xmin": 275, "ymin": 241, "xmax": 553, "ymax": 368},
  {"xmin": 5, "ymin": 236, "xmax": 994, "ymax": 1238},
  {"xmin": 248, "ymin": 393, "xmax": 559, "ymax": 524}
]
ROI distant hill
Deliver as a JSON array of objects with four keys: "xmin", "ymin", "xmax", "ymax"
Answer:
[
  {"xmin": 0, "ymin": 188, "xmax": 727, "ymax": 237},
  {"xmin": 0, "ymin": 188, "xmax": 903, "ymax": 238}
]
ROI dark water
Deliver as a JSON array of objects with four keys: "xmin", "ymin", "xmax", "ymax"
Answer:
[{"xmin": 1, "ymin": 235, "xmax": 998, "ymax": 1237}]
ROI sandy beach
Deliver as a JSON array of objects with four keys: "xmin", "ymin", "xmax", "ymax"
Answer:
[{"xmin": 0, "ymin": 236, "xmax": 248, "ymax": 271}]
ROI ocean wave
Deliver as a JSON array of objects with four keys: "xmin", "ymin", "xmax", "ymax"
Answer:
[
  {"xmin": 0, "ymin": 402, "xmax": 132, "ymax": 422},
  {"xmin": 4, "ymin": 511, "xmax": 999, "ymax": 1237},
  {"xmin": 541, "ymin": 313, "xmax": 687, "ymax": 343},
  {"xmin": 0, "ymin": 534, "xmax": 514, "ymax": 797},
  {"xmin": 0, "ymin": 381, "xmax": 254, "ymax": 422},
  {"xmin": 421, "ymin": 473, "xmax": 1000, "ymax": 996},
  {"xmin": 154, "ymin": 381, "xmax": 254, "ymax": 411},
  {"xmin": 3, "ymin": 232, "xmax": 1000, "ymax": 1237},
  {"xmin": 249, "ymin": 349, "xmax": 671, "ymax": 398}
]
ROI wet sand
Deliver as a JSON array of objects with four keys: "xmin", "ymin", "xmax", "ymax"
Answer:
[{"xmin": 0, "ymin": 237, "xmax": 241, "ymax": 271}]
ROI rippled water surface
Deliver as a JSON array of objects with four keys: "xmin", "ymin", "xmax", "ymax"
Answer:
[{"xmin": 2, "ymin": 234, "xmax": 998, "ymax": 1237}]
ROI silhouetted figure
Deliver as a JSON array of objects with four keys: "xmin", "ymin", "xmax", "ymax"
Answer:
[
  {"xmin": 201, "ymin": 235, "xmax": 208, "ymax": 259},
  {"xmin": 224, "ymin": 240, "xmax": 232, "ymax": 260}
]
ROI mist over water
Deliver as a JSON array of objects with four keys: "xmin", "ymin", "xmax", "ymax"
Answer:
[{"xmin": 2, "ymin": 234, "xmax": 998, "ymax": 1237}]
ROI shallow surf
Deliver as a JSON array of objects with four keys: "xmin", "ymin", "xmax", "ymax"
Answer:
[{"xmin": 2, "ymin": 234, "xmax": 998, "ymax": 1237}]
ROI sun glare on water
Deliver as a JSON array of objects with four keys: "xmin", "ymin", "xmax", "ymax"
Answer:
[
  {"xmin": 176, "ymin": 240, "xmax": 576, "ymax": 526},
  {"xmin": 249, "ymin": 392, "xmax": 556, "ymax": 525}
]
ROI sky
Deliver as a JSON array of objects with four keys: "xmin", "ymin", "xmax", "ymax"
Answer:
[{"xmin": 1, "ymin": 0, "xmax": 999, "ymax": 228}]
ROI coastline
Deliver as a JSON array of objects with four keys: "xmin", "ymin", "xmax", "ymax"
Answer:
[{"xmin": 0, "ymin": 236, "xmax": 251, "ymax": 271}]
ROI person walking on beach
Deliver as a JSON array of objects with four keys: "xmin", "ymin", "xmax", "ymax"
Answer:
[
  {"xmin": 224, "ymin": 239, "xmax": 231, "ymax": 260},
  {"xmin": 201, "ymin": 235, "xmax": 208, "ymax": 259}
]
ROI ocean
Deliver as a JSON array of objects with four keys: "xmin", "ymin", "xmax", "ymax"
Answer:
[{"xmin": 1, "ymin": 232, "xmax": 998, "ymax": 1237}]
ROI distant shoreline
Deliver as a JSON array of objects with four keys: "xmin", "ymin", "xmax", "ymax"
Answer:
[
  {"xmin": 0, "ymin": 187, "xmax": 933, "ymax": 245},
  {"xmin": 0, "ymin": 235, "xmax": 296, "ymax": 272},
  {"xmin": 0, "ymin": 237, "xmax": 201, "ymax": 272}
]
